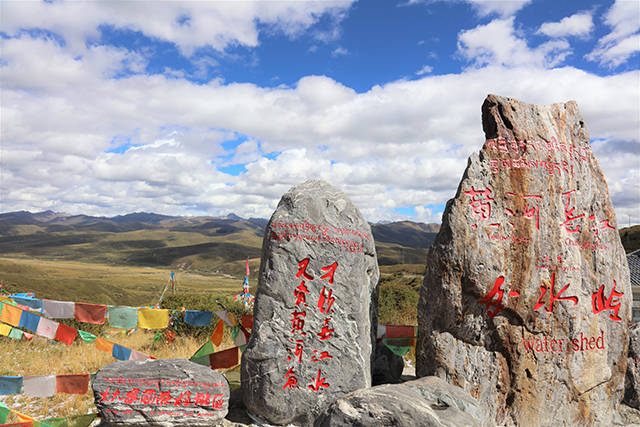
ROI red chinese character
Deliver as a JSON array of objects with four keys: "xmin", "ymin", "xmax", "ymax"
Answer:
[
  {"xmin": 212, "ymin": 393, "xmax": 224, "ymax": 409},
  {"xmin": 124, "ymin": 388, "xmax": 140, "ymax": 404},
  {"xmin": 464, "ymin": 186, "xmax": 494, "ymax": 221},
  {"xmin": 99, "ymin": 387, "xmax": 114, "ymax": 402},
  {"xmin": 317, "ymin": 286, "xmax": 335, "ymax": 314},
  {"xmin": 559, "ymin": 190, "xmax": 584, "ymax": 233},
  {"xmin": 294, "ymin": 281, "xmax": 309, "ymax": 306},
  {"xmin": 194, "ymin": 392, "xmax": 211, "ymax": 406},
  {"xmin": 317, "ymin": 318, "xmax": 334, "ymax": 340},
  {"xmin": 287, "ymin": 340, "xmax": 304, "ymax": 363},
  {"xmin": 296, "ymin": 258, "xmax": 314, "ymax": 280},
  {"xmin": 308, "ymin": 369, "xmax": 330, "ymax": 392},
  {"xmin": 534, "ymin": 273, "xmax": 578, "ymax": 313},
  {"xmin": 174, "ymin": 391, "xmax": 192, "ymax": 407},
  {"xmin": 311, "ymin": 350, "xmax": 333, "ymax": 363},
  {"xmin": 592, "ymin": 281, "xmax": 624, "ymax": 321},
  {"xmin": 111, "ymin": 388, "xmax": 122, "ymax": 401},
  {"xmin": 155, "ymin": 391, "xmax": 173, "ymax": 406},
  {"xmin": 600, "ymin": 219, "xmax": 615, "ymax": 230},
  {"xmin": 140, "ymin": 389, "xmax": 156, "ymax": 405},
  {"xmin": 478, "ymin": 276, "xmax": 506, "ymax": 318},
  {"xmin": 505, "ymin": 193, "xmax": 542, "ymax": 230},
  {"xmin": 320, "ymin": 262, "xmax": 338, "ymax": 284},
  {"xmin": 290, "ymin": 311, "xmax": 307, "ymax": 335},
  {"xmin": 283, "ymin": 367, "xmax": 299, "ymax": 390}
]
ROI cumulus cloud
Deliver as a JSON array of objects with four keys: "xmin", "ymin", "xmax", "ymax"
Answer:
[
  {"xmin": 1, "ymin": 4, "xmax": 638, "ymax": 224},
  {"xmin": 416, "ymin": 65, "xmax": 433, "ymax": 75},
  {"xmin": 587, "ymin": 0, "xmax": 640, "ymax": 67},
  {"xmin": 537, "ymin": 11, "xmax": 594, "ymax": 38},
  {"xmin": 405, "ymin": 0, "xmax": 532, "ymax": 17},
  {"xmin": 0, "ymin": 0, "xmax": 356, "ymax": 56},
  {"xmin": 457, "ymin": 18, "xmax": 572, "ymax": 68}
]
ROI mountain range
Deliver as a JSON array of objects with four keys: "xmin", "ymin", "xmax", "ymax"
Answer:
[{"xmin": 0, "ymin": 211, "xmax": 440, "ymax": 272}]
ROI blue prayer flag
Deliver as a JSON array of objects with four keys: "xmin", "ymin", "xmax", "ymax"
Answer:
[
  {"xmin": 0, "ymin": 376, "xmax": 23, "ymax": 395},
  {"xmin": 112, "ymin": 344, "xmax": 132, "ymax": 361},
  {"xmin": 19, "ymin": 310, "xmax": 41, "ymax": 332},
  {"xmin": 184, "ymin": 310, "xmax": 213, "ymax": 327}
]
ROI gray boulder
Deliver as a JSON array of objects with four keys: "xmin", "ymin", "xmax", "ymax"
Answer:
[
  {"xmin": 625, "ymin": 323, "xmax": 640, "ymax": 408},
  {"xmin": 316, "ymin": 375, "xmax": 488, "ymax": 426},
  {"xmin": 372, "ymin": 341, "xmax": 404, "ymax": 385},
  {"xmin": 241, "ymin": 179, "xmax": 379, "ymax": 425},
  {"xmin": 93, "ymin": 358, "xmax": 229, "ymax": 426}
]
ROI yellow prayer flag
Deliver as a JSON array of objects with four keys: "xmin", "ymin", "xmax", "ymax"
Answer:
[
  {"xmin": 138, "ymin": 308, "xmax": 169, "ymax": 329},
  {"xmin": 0, "ymin": 323, "xmax": 11, "ymax": 336},
  {"xmin": 0, "ymin": 303, "xmax": 22, "ymax": 327},
  {"xmin": 228, "ymin": 312, "xmax": 239, "ymax": 326},
  {"xmin": 16, "ymin": 410, "xmax": 36, "ymax": 421}
]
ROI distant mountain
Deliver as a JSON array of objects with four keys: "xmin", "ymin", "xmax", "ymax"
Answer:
[{"xmin": 0, "ymin": 210, "xmax": 444, "ymax": 269}]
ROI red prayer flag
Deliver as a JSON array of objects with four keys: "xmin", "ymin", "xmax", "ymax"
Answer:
[
  {"xmin": 241, "ymin": 314, "xmax": 253, "ymax": 330},
  {"xmin": 74, "ymin": 302, "xmax": 107, "ymax": 324},
  {"xmin": 55, "ymin": 374, "xmax": 89, "ymax": 394},
  {"xmin": 54, "ymin": 323, "xmax": 78, "ymax": 345},
  {"xmin": 209, "ymin": 347, "xmax": 239, "ymax": 369},
  {"xmin": 385, "ymin": 325, "xmax": 416, "ymax": 339}
]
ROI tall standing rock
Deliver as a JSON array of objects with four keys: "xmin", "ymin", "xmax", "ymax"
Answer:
[
  {"xmin": 417, "ymin": 94, "xmax": 631, "ymax": 426},
  {"xmin": 241, "ymin": 179, "xmax": 379, "ymax": 425}
]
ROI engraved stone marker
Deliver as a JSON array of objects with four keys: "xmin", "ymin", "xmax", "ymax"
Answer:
[
  {"xmin": 241, "ymin": 179, "xmax": 380, "ymax": 425},
  {"xmin": 416, "ymin": 94, "xmax": 631, "ymax": 425},
  {"xmin": 93, "ymin": 358, "xmax": 229, "ymax": 426}
]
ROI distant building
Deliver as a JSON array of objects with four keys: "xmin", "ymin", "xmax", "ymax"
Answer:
[{"xmin": 629, "ymin": 249, "xmax": 640, "ymax": 322}]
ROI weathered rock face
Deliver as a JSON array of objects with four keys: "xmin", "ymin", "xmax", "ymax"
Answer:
[
  {"xmin": 625, "ymin": 324, "xmax": 640, "ymax": 408},
  {"xmin": 93, "ymin": 358, "xmax": 229, "ymax": 426},
  {"xmin": 417, "ymin": 94, "xmax": 631, "ymax": 426},
  {"xmin": 241, "ymin": 179, "xmax": 379, "ymax": 425},
  {"xmin": 316, "ymin": 375, "xmax": 489, "ymax": 427}
]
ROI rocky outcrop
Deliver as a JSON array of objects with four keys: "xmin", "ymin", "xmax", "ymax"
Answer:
[
  {"xmin": 625, "ymin": 324, "xmax": 640, "ymax": 408},
  {"xmin": 417, "ymin": 95, "xmax": 631, "ymax": 426},
  {"xmin": 241, "ymin": 179, "xmax": 379, "ymax": 425},
  {"xmin": 316, "ymin": 375, "xmax": 489, "ymax": 426},
  {"xmin": 93, "ymin": 358, "xmax": 229, "ymax": 426}
]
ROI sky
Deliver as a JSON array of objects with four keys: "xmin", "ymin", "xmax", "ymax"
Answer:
[{"xmin": 0, "ymin": 0, "xmax": 638, "ymax": 225}]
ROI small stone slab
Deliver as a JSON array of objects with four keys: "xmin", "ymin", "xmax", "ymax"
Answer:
[{"xmin": 93, "ymin": 358, "xmax": 229, "ymax": 426}]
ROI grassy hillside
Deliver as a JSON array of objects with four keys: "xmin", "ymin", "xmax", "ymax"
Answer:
[{"xmin": 620, "ymin": 225, "xmax": 640, "ymax": 253}]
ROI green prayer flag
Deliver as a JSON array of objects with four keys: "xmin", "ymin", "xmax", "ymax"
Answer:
[
  {"xmin": 40, "ymin": 418, "xmax": 67, "ymax": 427},
  {"xmin": 191, "ymin": 340, "xmax": 215, "ymax": 359},
  {"xmin": 189, "ymin": 354, "xmax": 210, "ymax": 367},
  {"xmin": 69, "ymin": 413, "xmax": 97, "ymax": 427},
  {"xmin": 231, "ymin": 325, "xmax": 240, "ymax": 341},
  {"xmin": 0, "ymin": 302, "xmax": 3, "ymax": 318},
  {"xmin": 0, "ymin": 403, "xmax": 9, "ymax": 424},
  {"xmin": 382, "ymin": 338, "xmax": 411, "ymax": 357},
  {"xmin": 239, "ymin": 344, "xmax": 247, "ymax": 352},
  {"xmin": 8, "ymin": 327, "xmax": 23, "ymax": 340},
  {"xmin": 78, "ymin": 330, "xmax": 97, "ymax": 343},
  {"xmin": 34, "ymin": 421, "xmax": 56, "ymax": 427}
]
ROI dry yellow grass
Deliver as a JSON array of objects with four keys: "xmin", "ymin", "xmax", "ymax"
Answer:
[{"xmin": 0, "ymin": 328, "xmax": 238, "ymax": 423}]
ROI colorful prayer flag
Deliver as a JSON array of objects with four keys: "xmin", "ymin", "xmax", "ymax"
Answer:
[
  {"xmin": 211, "ymin": 318, "xmax": 224, "ymax": 347},
  {"xmin": 209, "ymin": 347, "xmax": 239, "ymax": 369},
  {"xmin": 137, "ymin": 308, "xmax": 168, "ymax": 329},
  {"xmin": 184, "ymin": 310, "xmax": 213, "ymax": 327},
  {"xmin": 19, "ymin": 311, "xmax": 41, "ymax": 333},
  {"xmin": 55, "ymin": 374, "xmax": 89, "ymax": 394},
  {"xmin": 95, "ymin": 338, "xmax": 114, "ymax": 353},
  {"xmin": 8, "ymin": 327, "xmax": 23, "ymax": 340},
  {"xmin": 42, "ymin": 300, "xmax": 75, "ymax": 319},
  {"xmin": 0, "ymin": 303, "xmax": 22, "ymax": 327},
  {"xmin": 107, "ymin": 306, "xmax": 138, "ymax": 329},
  {"xmin": 74, "ymin": 303, "xmax": 107, "ymax": 325},
  {"xmin": 54, "ymin": 323, "xmax": 77, "ymax": 345},
  {"xmin": 0, "ymin": 323, "xmax": 11, "ymax": 336},
  {"xmin": 23, "ymin": 376, "xmax": 56, "ymax": 398},
  {"xmin": 112, "ymin": 344, "xmax": 132, "ymax": 361},
  {"xmin": 35, "ymin": 317, "xmax": 59, "ymax": 340},
  {"xmin": 0, "ymin": 376, "xmax": 23, "ymax": 395}
]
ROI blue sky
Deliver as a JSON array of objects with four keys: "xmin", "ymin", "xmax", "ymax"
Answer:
[{"xmin": 0, "ymin": 0, "xmax": 638, "ymax": 223}]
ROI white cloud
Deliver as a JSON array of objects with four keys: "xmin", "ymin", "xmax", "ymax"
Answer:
[
  {"xmin": 331, "ymin": 46, "xmax": 349, "ymax": 57},
  {"xmin": 1, "ymin": 27, "xmax": 638, "ymax": 223},
  {"xmin": 416, "ymin": 65, "xmax": 433, "ymax": 75},
  {"xmin": 587, "ymin": 0, "xmax": 640, "ymax": 67},
  {"xmin": 405, "ymin": 0, "xmax": 531, "ymax": 17},
  {"xmin": 457, "ymin": 18, "xmax": 572, "ymax": 68},
  {"xmin": 537, "ymin": 12, "xmax": 594, "ymax": 38},
  {"xmin": 0, "ymin": 1, "xmax": 356, "ymax": 56}
]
